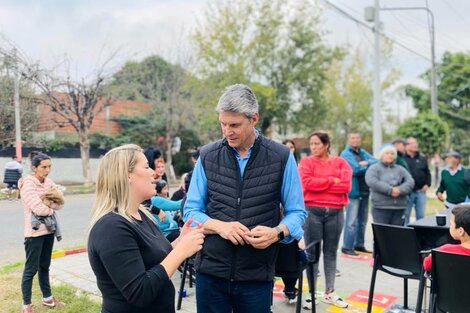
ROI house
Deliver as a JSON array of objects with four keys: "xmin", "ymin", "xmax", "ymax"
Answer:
[{"xmin": 36, "ymin": 96, "xmax": 152, "ymax": 140}]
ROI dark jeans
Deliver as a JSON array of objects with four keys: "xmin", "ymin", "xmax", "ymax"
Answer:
[
  {"xmin": 196, "ymin": 272, "xmax": 272, "ymax": 313},
  {"xmin": 372, "ymin": 208, "xmax": 405, "ymax": 226},
  {"xmin": 303, "ymin": 206, "xmax": 344, "ymax": 292},
  {"xmin": 21, "ymin": 234, "xmax": 55, "ymax": 305},
  {"xmin": 342, "ymin": 197, "xmax": 369, "ymax": 251}
]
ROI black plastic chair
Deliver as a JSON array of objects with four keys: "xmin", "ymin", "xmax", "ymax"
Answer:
[
  {"xmin": 430, "ymin": 250, "xmax": 470, "ymax": 313},
  {"xmin": 367, "ymin": 223, "xmax": 426, "ymax": 313},
  {"xmin": 176, "ymin": 255, "xmax": 195, "ymax": 310},
  {"xmin": 296, "ymin": 241, "xmax": 321, "ymax": 313}
]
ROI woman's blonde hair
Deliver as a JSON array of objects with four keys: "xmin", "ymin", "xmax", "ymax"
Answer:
[{"xmin": 88, "ymin": 144, "xmax": 154, "ymax": 237}]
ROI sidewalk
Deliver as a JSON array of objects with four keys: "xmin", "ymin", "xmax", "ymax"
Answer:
[{"xmin": 50, "ymin": 221, "xmax": 424, "ymax": 313}]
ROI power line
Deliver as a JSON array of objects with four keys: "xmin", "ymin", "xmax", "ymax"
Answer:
[
  {"xmin": 441, "ymin": 0, "xmax": 470, "ymax": 30},
  {"xmin": 322, "ymin": 0, "xmax": 431, "ymax": 62}
]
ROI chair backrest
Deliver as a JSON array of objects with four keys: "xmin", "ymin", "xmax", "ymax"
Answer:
[
  {"xmin": 372, "ymin": 223, "xmax": 422, "ymax": 274},
  {"xmin": 432, "ymin": 250, "xmax": 470, "ymax": 313}
]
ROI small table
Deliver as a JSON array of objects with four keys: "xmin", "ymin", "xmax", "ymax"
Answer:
[{"xmin": 409, "ymin": 209, "xmax": 458, "ymax": 250}]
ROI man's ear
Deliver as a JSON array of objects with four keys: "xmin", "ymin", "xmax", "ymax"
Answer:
[{"xmin": 251, "ymin": 112, "xmax": 259, "ymax": 126}]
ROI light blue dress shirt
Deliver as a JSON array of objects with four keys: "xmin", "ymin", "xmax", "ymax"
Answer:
[{"xmin": 183, "ymin": 143, "xmax": 306, "ymax": 243}]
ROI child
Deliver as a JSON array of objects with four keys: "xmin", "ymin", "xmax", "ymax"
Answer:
[
  {"xmin": 150, "ymin": 179, "xmax": 182, "ymax": 242},
  {"xmin": 423, "ymin": 204, "xmax": 470, "ymax": 271}
]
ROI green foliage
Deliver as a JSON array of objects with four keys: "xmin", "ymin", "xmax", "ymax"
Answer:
[
  {"xmin": 405, "ymin": 51, "xmax": 470, "ymax": 157},
  {"xmin": 191, "ymin": 0, "xmax": 336, "ymax": 137},
  {"xmin": 397, "ymin": 113, "xmax": 449, "ymax": 156},
  {"xmin": 0, "ymin": 60, "xmax": 37, "ymax": 148}
]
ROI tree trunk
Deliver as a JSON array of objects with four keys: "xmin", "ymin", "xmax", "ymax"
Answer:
[{"xmin": 78, "ymin": 128, "xmax": 92, "ymax": 185}]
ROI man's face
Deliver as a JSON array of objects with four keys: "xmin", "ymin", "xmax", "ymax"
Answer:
[
  {"xmin": 445, "ymin": 156, "xmax": 460, "ymax": 168},
  {"xmin": 348, "ymin": 133, "xmax": 361, "ymax": 149},
  {"xmin": 219, "ymin": 111, "xmax": 258, "ymax": 150},
  {"xmin": 394, "ymin": 142, "xmax": 405, "ymax": 154},
  {"xmin": 406, "ymin": 138, "xmax": 419, "ymax": 153}
]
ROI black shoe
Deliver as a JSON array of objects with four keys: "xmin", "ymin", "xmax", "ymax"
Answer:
[
  {"xmin": 341, "ymin": 248, "xmax": 358, "ymax": 256},
  {"xmin": 354, "ymin": 246, "xmax": 372, "ymax": 254}
]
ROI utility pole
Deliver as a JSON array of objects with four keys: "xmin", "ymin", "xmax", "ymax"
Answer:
[
  {"xmin": 429, "ymin": 11, "xmax": 438, "ymax": 115},
  {"xmin": 380, "ymin": 6, "xmax": 438, "ymax": 115},
  {"xmin": 367, "ymin": 0, "xmax": 382, "ymax": 155},
  {"xmin": 13, "ymin": 49, "xmax": 22, "ymax": 161}
]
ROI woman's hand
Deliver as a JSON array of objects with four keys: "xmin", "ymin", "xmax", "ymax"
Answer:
[
  {"xmin": 175, "ymin": 224, "xmax": 205, "ymax": 259},
  {"xmin": 158, "ymin": 210, "xmax": 166, "ymax": 221}
]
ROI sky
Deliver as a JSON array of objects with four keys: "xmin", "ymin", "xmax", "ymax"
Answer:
[{"xmin": 1, "ymin": 0, "xmax": 469, "ymax": 117}]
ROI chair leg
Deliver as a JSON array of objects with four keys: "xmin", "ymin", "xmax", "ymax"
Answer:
[
  {"xmin": 307, "ymin": 263, "xmax": 316, "ymax": 313},
  {"xmin": 296, "ymin": 268, "xmax": 303, "ymax": 313},
  {"xmin": 367, "ymin": 268, "xmax": 378, "ymax": 313},
  {"xmin": 176, "ymin": 259, "xmax": 190, "ymax": 310},
  {"xmin": 415, "ymin": 273, "xmax": 426, "ymax": 313},
  {"xmin": 189, "ymin": 263, "xmax": 194, "ymax": 288},
  {"xmin": 403, "ymin": 278, "xmax": 408, "ymax": 309}
]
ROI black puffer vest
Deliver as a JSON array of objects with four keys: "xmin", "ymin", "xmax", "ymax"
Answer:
[{"xmin": 195, "ymin": 135, "xmax": 290, "ymax": 281}]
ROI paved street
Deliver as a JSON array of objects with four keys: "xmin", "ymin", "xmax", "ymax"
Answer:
[
  {"xmin": 0, "ymin": 193, "xmax": 93, "ymax": 264},
  {"xmin": 3, "ymin": 193, "xmax": 425, "ymax": 312}
]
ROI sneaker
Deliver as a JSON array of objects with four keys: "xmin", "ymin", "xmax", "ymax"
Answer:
[
  {"xmin": 335, "ymin": 269, "xmax": 342, "ymax": 277},
  {"xmin": 284, "ymin": 290, "xmax": 297, "ymax": 304},
  {"xmin": 354, "ymin": 246, "xmax": 372, "ymax": 254},
  {"xmin": 21, "ymin": 304, "xmax": 34, "ymax": 313},
  {"xmin": 42, "ymin": 296, "xmax": 65, "ymax": 308},
  {"xmin": 302, "ymin": 297, "xmax": 319, "ymax": 310},
  {"xmin": 341, "ymin": 247, "xmax": 359, "ymax": 256},
  {"xmin": 322, "ymin": 292, "xmax": 348, "ymax": 308}
]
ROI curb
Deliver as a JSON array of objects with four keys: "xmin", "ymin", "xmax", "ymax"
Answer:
[{"xmin": 52, "ymin": 247, "xmax": 87, "ymax": 259}]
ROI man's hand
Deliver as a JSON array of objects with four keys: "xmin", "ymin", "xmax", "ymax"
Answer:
[
  {"xmin": 215, "ymin": 221, "xmax": 249, "ymax": 245},
  {"xmin": 358, "ymin": 161, "xmax": 368, "ymax": 167},
  {"xmin": 436, "ymin": 192, "xmax": 444, "ymax": 202},
  {"xmin": 391, "ymin": 187, "xmax": 401, "ymax": 198},
  {"xmin": 244, "ymin": 226, "xmax": 278, "ymax": 249},
  {"xmin": 421, "ymin": 185, "xmax": 429, "ymax": 192}
]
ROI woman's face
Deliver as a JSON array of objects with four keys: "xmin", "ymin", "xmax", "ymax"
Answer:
[
  {"xmin": 285, "ymin": 142, "xmax": 295, "ymax": 154},
  {"xmin": 154, "ymin": 161, "xmax": 166, "ymax": 178},
  {"xmin": 129, "ymin": 153, "xmax": 157, "ymax": 202},
  {"xmin": 309, "ymin": 136, "xmax": 328, "ymax": 158},
  {"xmin": 381, "ymin": 150, "xmax": 395, "ymax": 164},
  {"xmin": 33, "ymin": 159, "xmax": 51, "ymax": 182}
]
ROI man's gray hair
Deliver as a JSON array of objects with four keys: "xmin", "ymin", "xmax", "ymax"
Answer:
[{"xmin": 216, "ymin": 84, "xmax": 259, "ymax": 117}]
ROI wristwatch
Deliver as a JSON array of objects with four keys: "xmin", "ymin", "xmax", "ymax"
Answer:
[{"xmin": 275, "ymin": 226, "xmax": 285, "ymax": 242}]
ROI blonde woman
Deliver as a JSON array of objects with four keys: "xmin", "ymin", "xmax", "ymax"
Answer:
[{"xmin": 87, "ymin": 144, "xmax": 204, "ymax": 313}]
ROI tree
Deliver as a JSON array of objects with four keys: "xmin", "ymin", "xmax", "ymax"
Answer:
[
  {"xmin": 323, "ymin": 43, "xmax": 400, "ymax": 152},
  {"xmin": 191, "ymin": 0, "xmax": 336, "ymax": 137},
  {"xmin": 0, "ymin": 58, "xmax": 37, "ymax": 148},
  {"xmin": 0, "ymin": 46, "xmax": 115, "ymax": 183},
  {"xmin": 106, "ymin": 55, "xmax": 196, "ymax": 182},
  {"xmin": 397, "ymin": 113, "xmax": 449, "ymax": 157},
  {"xmin": 405, "ymin": 51, "xmax": 470, "ymax": 156}
]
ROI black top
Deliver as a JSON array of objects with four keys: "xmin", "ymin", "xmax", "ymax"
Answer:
[
  {"xmin": 88, "ymin": 211, "xmax": 174, "ymax": 313},
  {"xmin": 405, "ymin": 152, "xmax": 431, "ymax": 191},
  {"xmin": 351, "ymin": 148, "xmax": 369, "ymax": 195}
]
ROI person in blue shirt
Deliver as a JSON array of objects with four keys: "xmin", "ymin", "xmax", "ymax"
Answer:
[
  {"xmin": 150, "ymin": 180, "xmax": 182, "ymax": 242},
  {"xmin": 183, "ymin": 84, "xmax": 306, "ymax": 313},
  {"xmin": 340, "ymin": 133, "xmax": 377, "ymax": 255}
]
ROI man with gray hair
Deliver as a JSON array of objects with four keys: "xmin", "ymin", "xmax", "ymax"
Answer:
[{"xmin": 184, "ymin": 84, "xmax": 306, "ymax": 312}]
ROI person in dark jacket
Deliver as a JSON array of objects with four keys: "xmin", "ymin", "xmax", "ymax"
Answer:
[
  {"xmin": 183, "ymin": 84, "xmax": 306, "ymax": 313},
  {"xmin": 340, "ymin": 132, "xmax": 377, "ymax": 255},
  {"xmin": 404, "ymin": 137, "xmax": 431, "ymax": 225},
  {"xmin": 366, "ymin": 144, "xmax": 415, "ymax": 226},
  {"xmin": 392, "ymin": 138, "xmax": 409, "ymax": 171}
]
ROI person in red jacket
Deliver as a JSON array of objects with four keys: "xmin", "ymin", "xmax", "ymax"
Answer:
[
  {"xmin": 423, "ymin": 203, "xmax": 470, "ymax": 271},
  {"xmin": 298, "ymin": 131, "xmax": 352, "ymax": 309}
]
